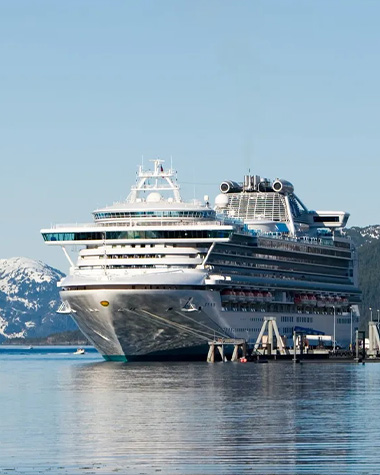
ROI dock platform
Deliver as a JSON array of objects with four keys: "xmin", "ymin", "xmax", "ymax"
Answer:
[{"xmin": 207, "ymin": 338, "xmax": 247, "ymax": 362}]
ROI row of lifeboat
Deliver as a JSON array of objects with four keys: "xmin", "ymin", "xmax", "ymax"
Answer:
[
  {"xmin": 294, "ymin": 294, "xmax": 349, "ymax": 308},
  {"xmin": 221, "ymin": 290, "xmax": 350, "ymax": 308},
  {"xmin": 221, "ymin": 289, "xmax": 273, "ymax": 303}
]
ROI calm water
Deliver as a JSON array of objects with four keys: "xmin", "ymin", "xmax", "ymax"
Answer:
[{"xmin": 1, "ymin": 347, "xmax": 380, "ymax": 474}]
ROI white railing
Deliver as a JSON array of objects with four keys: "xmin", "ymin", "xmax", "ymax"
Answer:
[{"xmin": 51, "ymin": 219, "xmax": 229, "ymax": 229}]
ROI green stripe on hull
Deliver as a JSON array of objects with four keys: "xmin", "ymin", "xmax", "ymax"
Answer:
[{"xmin": 102, "ymin": 355, "xmax": 128, "ymax": 362}]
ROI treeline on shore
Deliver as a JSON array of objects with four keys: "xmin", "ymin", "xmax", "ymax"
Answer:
[
  {"xmin": 3, "ymin": 329, "xmax": 89, "ymax": 346},
  {"xmin": 346, "ymin": 228, "xmax": 380, "ymax": 326}
]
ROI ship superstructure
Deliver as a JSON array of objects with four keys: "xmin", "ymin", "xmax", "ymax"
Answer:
[{"xmin": 41, "ymin": 160, "xmax": 360, "ymax": 360}]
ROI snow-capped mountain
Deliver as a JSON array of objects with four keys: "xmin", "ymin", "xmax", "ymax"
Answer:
[
  {"xmin": 345, "ymin": 225, "xmax": 380, "ymax": 247},
  {"xmin": 0, "ymin": 257, "xmax": 76, "ymax": 341}
]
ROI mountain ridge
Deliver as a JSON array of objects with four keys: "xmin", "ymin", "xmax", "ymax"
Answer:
[
  {"xmin": 342, "ymin": 225, "xmax": 380, "ymax": 326},
  {"xmin": 0, "ymin": 257, "xmax": 76, "ymax": 340}
]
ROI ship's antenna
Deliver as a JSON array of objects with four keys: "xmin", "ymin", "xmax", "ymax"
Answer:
[{"xmin": 142, "ymin": 155, "xmax": 144, "ymax": 169}]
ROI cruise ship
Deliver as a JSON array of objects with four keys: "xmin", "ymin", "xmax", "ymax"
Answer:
[{"xmin": 41, "ymin": 160, "xmax": 361, "ymax": 361}]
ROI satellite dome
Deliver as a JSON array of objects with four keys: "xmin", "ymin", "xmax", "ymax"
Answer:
[
  {"xmin": 146, "ymin": 192, "xmax": 162, "ymax": 203},
  {"xmin": 214, "ymin": 194, "xmax": 229, "ymax": 208}
]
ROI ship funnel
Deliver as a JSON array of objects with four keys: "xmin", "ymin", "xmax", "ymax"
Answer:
[
  {"xmin": 272, "ymin": 179, "xmax": 294, "ymax": 194},
  {"xmin": 220, "ymin": 181, "xmax": 243, "ymax": 194},
  {"xmin": 243, "ymin": 175, "xmax": 262, "ymax": 191}
]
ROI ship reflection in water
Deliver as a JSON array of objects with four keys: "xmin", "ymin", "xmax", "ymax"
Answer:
[{"xmin": 1, "ymin": 352, "xmax": 380, "ymax": 474}]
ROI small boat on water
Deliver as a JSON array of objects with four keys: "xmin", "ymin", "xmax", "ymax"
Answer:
[{"xmin": 73, "ymin": 348, "xmax": 85, "ymax": 355}]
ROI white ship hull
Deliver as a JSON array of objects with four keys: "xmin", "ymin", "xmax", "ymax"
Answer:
[
  {"xmin": 62, "ymin": 288, "xmax": 223, "ymax": 361},
  {"xmin": 62, "ymin": 286, "xmax": 354, "ymax": 361}
]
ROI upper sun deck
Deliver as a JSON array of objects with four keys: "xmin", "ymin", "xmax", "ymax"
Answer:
[
  {"xmin": 41, "ymin": 160, "xmax": 353, "ymax": 252},
  {"xmin": 41, "ymin": 159, "xmax": 236, "ymax": 244},
  {"xmin": 93, "ymin": 202, "xmax": 216, "ymax": 223},
  {"xmin": 214, "ymin": 174, "xmax": 350, "ymax": 235},
  {"xmin": 93, "ymin": 159, "xmax": 215, "ymax": 224}
]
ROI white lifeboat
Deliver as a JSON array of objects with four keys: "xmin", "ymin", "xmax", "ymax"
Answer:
[
  {"xmin": 221, "ymin": 289, "xmax": 237, "ymax": 302},
  {"xmin": 263, "ymin": 291, "xmax": 273, "ymax": 302},
  {"xmin": 237, "ymin": 290, "xmax": 246, "ymax": 302},
  {"xmin": 316, "ymin": 295, "xmax": 326, "ymax": 307},
  {"xmin": 245, "ymin": 290, "xmax": 254, "ymax": 300},
  {"xmin": 308, "ymin": 294, "xmax": 317, "ymax": 306},
  {"xmin": 255, "ymin": 291, "xmax": 264, "ymax": 302}
]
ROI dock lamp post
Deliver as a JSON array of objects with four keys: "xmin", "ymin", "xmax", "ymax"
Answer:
[
  {"xmin": 333, "ymin": 305, "xmax": 336, "ymax": 353},
  {"xmin": 350, "ymin": 307, "xmax": 353, "ymax": 350}
]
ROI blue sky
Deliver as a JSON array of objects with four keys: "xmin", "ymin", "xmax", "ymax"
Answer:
[{"xmin": 1, "ymin": 0, "xmax": 379, "ymax": 272}]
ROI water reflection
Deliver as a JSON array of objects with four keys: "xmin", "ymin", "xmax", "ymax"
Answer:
[
  {"xmin": 1, "ymin": 356, "xmax": 380, "ymax": 474},
  {"xmin": 63, "ymin": 361, "xmax": 380, "ymax": 474}
]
